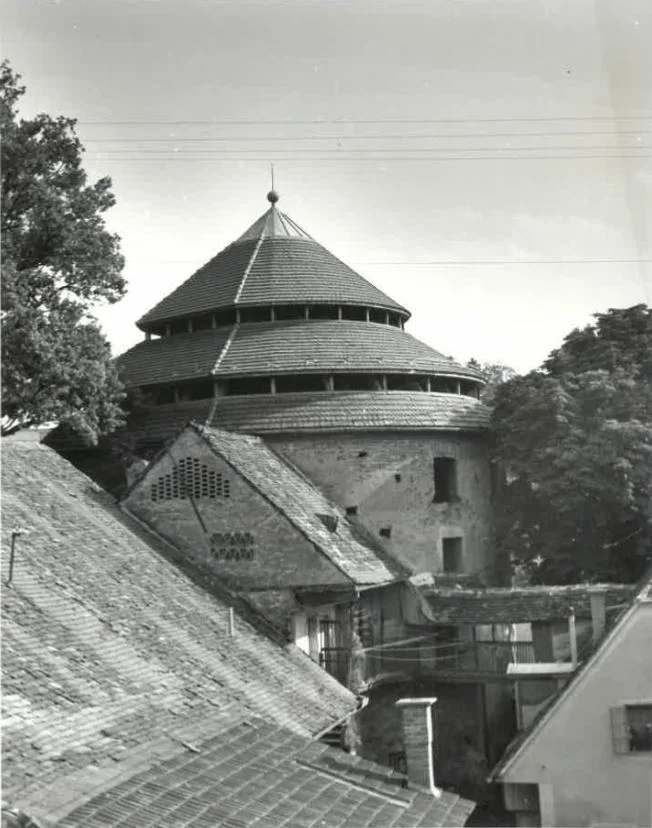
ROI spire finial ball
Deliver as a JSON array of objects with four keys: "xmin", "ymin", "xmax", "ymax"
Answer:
[{"xmin": 267, "ymin": 190, "xmax": 280, "ymax": 204}]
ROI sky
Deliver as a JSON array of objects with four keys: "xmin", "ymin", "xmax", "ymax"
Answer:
[{"xmin": 2, "ymin": 0, "xmax": 651, "ymax": 373}]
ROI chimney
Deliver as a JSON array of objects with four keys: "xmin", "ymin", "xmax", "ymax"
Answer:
[
  {"xmin": 589, "ymin": 586, "xmax": 607, "ymax": 644},
  {"xmin": 395, "ymin": 697, "xmax": 441, "ymax": 797}
]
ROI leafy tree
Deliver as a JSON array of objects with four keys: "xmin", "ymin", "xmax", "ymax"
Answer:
[
  {"xmin": 1, "ymin": 61, "xmax": 126, "ymax": 442},
  {"xmin": 491, "ymin": 306, "xmax": 652, "ymax": 584},
  {"xmin": 467, "ymin": 359, "xmax": 518, "ymax": 404}
]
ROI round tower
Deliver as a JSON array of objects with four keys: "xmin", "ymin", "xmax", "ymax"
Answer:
[{"xmin": 118, "ymin": 193, "xmax": 494, "ymax": 577}]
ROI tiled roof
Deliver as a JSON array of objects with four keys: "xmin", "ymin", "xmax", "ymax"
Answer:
[
  {"xmin": 236, "ymin": 238, "xmax": 407, "ymax": 311},
  {"xmin": 1, "ymin": 442, "xmax": 474, "ymax": 828},
  {"xmin": 54, "ymin": 718, "xmax": 475, "ymax": 828},
  {"xmin": 235, "ymin": 203, "xmax": 314, "ymax": 242},
  {"xmin": 422, "ymin": 583, "xmax": 638, "ymax": 625},
  {"xmin": 118, "ymin": 320, "xmax": 483, "ymax": 387},
  {"xmin": 100, "ymin": 392, "xmax": 490, "ymax": 450},
  {"xmin": 137, "ymin": 241, "xmax": 257, "ymax": 326},
  {"xmin": 116, "ymin": 327, "xmax": 230, "ymax": 386},
  {"xmin": 1, "ymin": 443, "xmax": 354, "ymax": 821},
  {"xmin": 137, "ymin": 236, "xmax": 407, "ymax": 327},
  {"xmin": 218, "ymin": 320, "xmax": 479, "ymax": 377},
  {"xmin": 196, "ymin": 424, "xmax": 406, "ymax": 586}
]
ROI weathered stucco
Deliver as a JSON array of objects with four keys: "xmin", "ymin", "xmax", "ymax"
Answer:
[
  {"xmin": 501, "ymin": 601, "xmax": 652, "ymax": 828},
  {"xmin": 267, "ymin": 431, "xmax": 494, "ymax": 576}
]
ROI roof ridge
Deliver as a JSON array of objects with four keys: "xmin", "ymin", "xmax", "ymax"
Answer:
[
  {"xmin": 234, "ymin": 235, "xmax": 265, "ymax": 304},
  {"xmin": 196, "ymin": 424, "xmax": 398, "ymax": 586},
  {"xmin": 211, "ymin": 322, "xmax": 239, "ymax": 374}
]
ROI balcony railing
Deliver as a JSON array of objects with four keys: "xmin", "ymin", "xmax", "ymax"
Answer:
[{"xmin": 368, "ymin": 639, "xmax": 536, "ymax": 678}]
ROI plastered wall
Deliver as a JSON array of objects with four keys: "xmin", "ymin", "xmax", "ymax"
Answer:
[
  {"xmin": 124, "ymin": 429, "xmax": 349, "ymax": 590},
  {"xmin": 267, "ymin": 431, "xmax": 494, "ymax": 576}
]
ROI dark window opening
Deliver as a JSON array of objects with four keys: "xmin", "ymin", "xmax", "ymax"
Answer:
[
  {"xmin": 309, "ymin": 304, "xmax": 340, "ymax": 320},
  {"xmin": 193, "ymin": 314, "xmax": 214, "ymax": 331},
  {"xmin": 368, "ymin": 308, "xmax": 387, "ymax": 324},
  {"xmin": 612, "ymin": 704, "xmax": 652, "ymax": 753},
  {"xmin": 177, "ymin": 380, "xmax": 214, "ymax": 401},
  {"xmin": 379, "ymin": 527, "xmax": 392, "ymax": 539},
  {"xmin": 169, "ymin": 319, "xmax": 190, "ymax": 335},
  {"xmin": 442, "ymin": 537, "xmax": 463, "ymax": 573},
  {"xmin": 434, "ymin": 457, "xmax": 457, "ymax": 502},
  {"xmin": 333, "ymin": 374, "xmax": 382, "ymax": 391},
  {"xmin": 358, "ymin": 451, "xmax": 368, "ymax": 458},
  {"xmin": 387, "ymin": 313, "xmax": 402, "ymax": 328},
  {"xmin": 386, "ymin": 374, "xmax": 427, "ymax": 392},
  {"xmin": 155, "ymin": 385, "xmax": 176, "ymax": 405},
  {"xmin": 225, "ymin": 376, "xmax": 271, "ymax": 395},
  {"xmin": 346, "ymin": 506, "xmax": 358, "ymax": 516},
  {"xmin": 340, "ymin": 305, "xmax": 367, "ymax": 322},
  {"xmin": 275, "ymin": 304, "xmax": 307, "ymax": 321},
  {"xmin": 431, "ymin": 377, "xmax": 458, "ymax": 394},
  {"xmin": 214, "ymin": 308, "xmax": 238, "ymax": 327},
  {"xmin": 627, "ymin": 705, "xmax": 652, "ymax": 752},
  {"xmin": 146, "ymin": 326, "xmax": 166, "ymax": 338},
  {"xmin": 275, "ymin": 374, "xmax": 327, "ymax": 394},
  {"xmin": 239, "ymin": 306, "xmax": 273, "ymax": 324},
  {"xmin": 394, "ymin": 473, "xmax": 402, "ymax": 483}
]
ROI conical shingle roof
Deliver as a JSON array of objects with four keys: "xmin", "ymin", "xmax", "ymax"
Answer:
[
  {"xmin": 117, "ymin": 192, "xmax": 489, "ymax": 439},
  {"xmin": 137, "ymin": 199, "xmax": 408, "ymax": 328}
]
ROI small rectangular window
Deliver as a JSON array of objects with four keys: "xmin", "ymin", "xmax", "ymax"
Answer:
[
  {"xmin": 442, "ymin": 537, "xmax": 463, "ymax": 573},
  {"xmin": 611, "ymin": 703, "xmax": 652, "ymax": 753},
  {"xmin": 433, "ymin": 457, "xmax": 457, "ymax": 503}
]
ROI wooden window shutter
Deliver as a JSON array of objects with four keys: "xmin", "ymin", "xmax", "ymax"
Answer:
[{"xmin": 610, "ymin": 706, "xmax": 629, "ymax": 754}]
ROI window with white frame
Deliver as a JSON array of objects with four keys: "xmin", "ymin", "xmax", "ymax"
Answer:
[{"xmin": 610, "ymin": 702, "xmax": 652, "ymax": 753}]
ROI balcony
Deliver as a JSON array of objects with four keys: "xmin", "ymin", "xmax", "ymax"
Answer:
[{"xmin": 365, "ymin": 639, "xmax": 537, "ymax": 682}]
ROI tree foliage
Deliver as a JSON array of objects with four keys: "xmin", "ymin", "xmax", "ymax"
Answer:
[
  {"xmin": 491, "ymin": 305, "xmax": 652, "ymax": 584},
  {"xmin": 1, "ymin": 61, "xmax": 126, "ymax": 442}
]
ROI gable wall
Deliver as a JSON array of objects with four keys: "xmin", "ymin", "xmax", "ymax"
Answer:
[
  {"xmin": 266, "ymin": 432, "xmax": 494, "ymax": 577},
  {"xmin": 124, "ymin": 429, "xmax": 349, "ymax": 589},
  {"xmin": 502, "ymin": 602, "xmax": 652, "ymax": 827}
]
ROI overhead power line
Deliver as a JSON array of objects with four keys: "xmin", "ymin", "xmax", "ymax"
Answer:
[
  {"xmin": 84, "ymin": 154, "xmax": 652, "ymax": 162},
  {"xmin": 85, "ymin": 145, "xmax": 652, "ymax": 154},
  {"xmin": 83, "ymin": 130, "xmax": 652, "ymax": 143},
  {"xmin": 78, "ymin": 115, "xmax": 652, "ymax": 126}
]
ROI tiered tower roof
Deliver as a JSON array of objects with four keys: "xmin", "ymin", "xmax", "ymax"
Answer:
[{"xmin": 118, "ymin": 192, "xmax": 489, "ymax": 438}]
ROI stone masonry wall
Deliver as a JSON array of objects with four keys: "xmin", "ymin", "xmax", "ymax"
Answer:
[
  {"xmin": 267, "ymin": 431, "xmax": 494, "ymax": 577},
  {"xmin": 124, "ymin": 429, "xmax": 349, "ymax": 590}
]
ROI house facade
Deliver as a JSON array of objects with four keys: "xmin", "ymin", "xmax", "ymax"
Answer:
[{"xmin": 490, "ymin": 575, "xmax": 652, "ymax": 828}]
